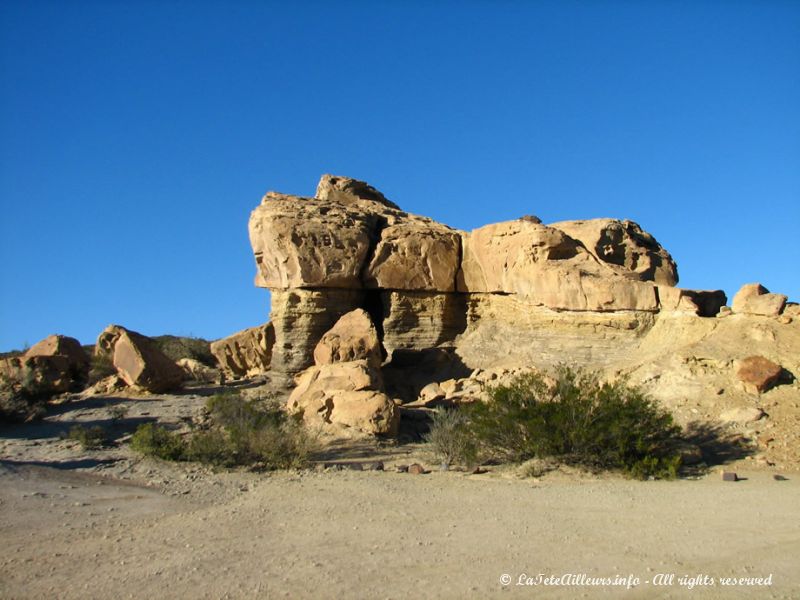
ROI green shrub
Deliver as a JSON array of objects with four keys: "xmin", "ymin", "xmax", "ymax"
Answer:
[
  {"xmin": 68, "ymin": 425, "xmax": 108, "ymax": 450},
  {"xmin": 130, "ymin": 423, "xmax": 186, "ymax": 460},
  {"xmin": 424, "ymin": 408, "xmax": 478, "ymax": 467},
  {"xmin": 152, "ymin": 335, "xmax": 215, "ymax": 367},
  {"xmin": 464, "ymin": 366, "xmax": 682, "ymax": 479},
  {"xmin": 130, "ymin": 393, "xmax": 315, "ymax": 470},
  {"xmin": 108, "ymin": 404, "xmax": 129, "ymax": 421}
]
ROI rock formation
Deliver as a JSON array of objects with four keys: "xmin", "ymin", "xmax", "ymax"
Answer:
[
  {"xmin": 210, "ymin": 324, "xmax": 274, "ymax": 379},
  {"xmin": 247, "ymin": 175, "xmax": 797, "ymax": 447},
  {"xmin": 95, "ymin": 325, "xmax": 183, "ymax": 393}
]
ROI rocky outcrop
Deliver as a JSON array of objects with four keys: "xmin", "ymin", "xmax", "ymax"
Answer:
[
  {"xmin": 25, "ymin": 335, "xmax": 89, "ymax": 376},
  {"xmin": 95, "ymin": 325, "xmax": 183, "ymax": 393},
  {"xmin": 657, "ymin": 287, "xmax": 727, "ymax": 317},
  {"xmin": 736, "ymin": 356, "xmax": 782, "ymax": 394},
  {"xmin": 550, "ymin": 218, "xmax": 678, "ymax": 285},
  {"xmin": 210, "ymin": 324, "xmax": 274, "ymax": 379},
  {"xmin": 732, "ymin": 283, "xmax": 787, "ymax": 317}
]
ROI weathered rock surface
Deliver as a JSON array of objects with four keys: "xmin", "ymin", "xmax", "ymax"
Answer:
[
  {"xmin": 736, "ymin": 355, "xmax": 782, "ymax": 394},
  {"xmin": 657, "ymin": 287, "xmax": 727, "ymax": 317},
  {"xmin": 176, "ymin": 358, "xmax": 220, "ymax": 383},
  {"xmin": 25, "ymin": 334, "xmax": 89, "ymax": 375},
  {"xmin": 550, "ymin": 218, "xmax": 678, "ymax": 285},
  {"xmin": 316, "ymin": 174, "xmax": 400, "ymax": 210},
  {"xmin": 457, "ymin": 219, "xmax": 660, "ymax": 311},
  {"xmin": 313, "ymin": 309, "xmax": 382, "ymax": 368},
  {"xmin": 287, "ymin": 360, "xmax": 398, "ymax": 436},
  {"xmin": 210, "ymin": 324, "xmax": 274, "ymax": 379},
  {"xmin": 95, "ymin": 325, "xmax": 183, "ymax": 393},
  {"xmin": 732, "ymin": 283, "xmax": 787, "ymax": 316}
]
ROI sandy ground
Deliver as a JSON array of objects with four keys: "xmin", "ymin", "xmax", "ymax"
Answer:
[{"xmin": 1, "ymin": 390, "xmax": 799, "ymax": 599}]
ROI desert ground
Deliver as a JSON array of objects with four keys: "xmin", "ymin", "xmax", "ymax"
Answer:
[{"xmin": 2, "ymin": 385, "xmax": 798, "ymax": 600}]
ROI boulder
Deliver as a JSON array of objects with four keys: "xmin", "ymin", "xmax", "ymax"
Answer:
[
  {"xmin": 732, "ymin": 283, "xmax": 787, "ymax": 317},
  {"xmin": 550, "ymin": 218, "xmax": 678, "ymax": 285},
  {"xmin": 736, "ymin": 356, "xmax": 782, "ymax": 394},
  {"xmin": 210, "ymin": 323, "xmax": 274, "ymax": 379},
  {"xmin": 313, "ymin": 309, "xmax": 382, "ymax": 368},
  {"xmin": 364, "ymin": 220, "xmax": 461, "ymax": 292},
  {"xmin": 316, "ymin": 174, "xmax": 400, "ymax": 210},
  {"xmin": 657, "ymin": 287, "xmax": 727, "ymax": 317},
  {"xmin": 0, "ymin": 354, "xmax": 73, "ymax": 395},
  {"xmin": 287, "ymin": 360, "xmax": 398, "ymax": 436},
  {"xmin": 95, "ymin": 325, "xmax": 183, "ymax": 393},
  {"xmin": 25, "ymin": 334, "xmax": 89, "ymax": 376}
]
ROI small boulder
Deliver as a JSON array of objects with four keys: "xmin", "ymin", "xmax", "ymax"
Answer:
[
  {"xmin": 95, "ymin": 325, "xmax": 183, "ymax": 393},
  {"xmin": 315, "ymin": 174, "xmax": 400, "ymax": 210},
  {"xmin": 176, "ymin": 358, "xmax": 220, "ymax": 383},
  {"xmin": 210, "ymin": 323, "xmax": 274, "ymax": 379},
  {"xmin": 719, "ymin": 407, "xmax": 765, "ymax": 424},
  {"xmin": 732, "ymin": 283, "xmax": 787, "ymax": 317},
  {"xmin": 736, "ymin": 356, "xmax": 782, "ymax": 394},
  {"xmin": 313, "ymin": 309, "xmax": 382, "ymax": 368},
  {"xmin": 25, "ymin": 334, "xmax": 89, "ymax": 377}
]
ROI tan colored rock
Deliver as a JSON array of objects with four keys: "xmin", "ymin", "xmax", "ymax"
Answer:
[
  {"xmin": 550, "ymin": 218, "xmax": 678, "ymax": 285},
  {"xmin": 457, "ymin": 220, "xmax": 659, "ymax": 311},
  {"xmin": 95, "ymin": 325, "xmax": 183, "ymax": 393},
  {"xmin": 657, "ymin": 287, "xmax": 727, "ymax": 317},
  {"xmin": 269, "ymin": 289, "xmax": 364, "ymax": 378},
  {"xmin": 381, "ymin": 291, "xmax": 467, "ymax": 357},
  {"xmin": 287, "ymin": 360, "xmax": 397, "ymax": 436},
  {"xmin": 210, "ymin": 324, "xmax": 274, "ymax": 379},
  {"xmin": 315, "ymin": 174, "xmax": 400, "ymax": 210},
  {"xmin": 313, "ymin": 309, "xmax": 382, "ymax": 368},
  {"xmin": 364, "ymin": 220, "xmax": 461, "ymax": 292},
  {"xmin": 736, "ymin": 356, "xmax": 782, "ymax": 394},
  {"xmin": 732, "ymin": 283, "xmax": 787, "ymax": 317},
  {"xmin": 176, "ymin": 358, "xmax": 220, "ymax": 383},
  {"xmin": 25, "ymin": 335, "xmax": 89, "ymax": 374},
  {"xmin": 720, "ymin": 406, "xmax": 765, "ymax": 424},
  {"xmin": 0, "ymin": 354, "xmax": 73, "ymax": 395},
  {"xmin": 249, "ymin": 193, "xmax": 377, "ymax": 289}
]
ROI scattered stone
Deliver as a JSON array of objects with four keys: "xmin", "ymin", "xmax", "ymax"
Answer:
[
  {"xmin": 407, "ymin": 464, "xmax": 426, "ymax": 475},
  {"xmin": 773, "ymin": 475, "xmax": 788, "ymax": 481},
  {"xmin": 721, "ymin": 471, "xmax": 738, "ymax": 482},
  {"xmin": 395, "ymin": 464, "xmax": 409, "ymax": 473},
  {"xmin": 736, "ymin": 356, "xmax": 782, "ymax": 394}
]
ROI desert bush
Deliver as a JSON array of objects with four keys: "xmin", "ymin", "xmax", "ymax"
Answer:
[
  {"xmin": 108, "ymin": 404, "xmax": 129, "ymax": 421},
  {"xmin": 131, "ymin": 393, "xmax": 315, "ymax": 470},
  {"xmin": 68, "ymin": 425, "xmax": 108, "ymax": 450},
  {"xmin": 463, "ymin": 366, "xmax": 682, "ymax": 479},
  {"xmin": 0, "ymin": 383, "xmax": 46, "ymax": 423},
  {"xmin": 131, "ymin": 423, "xmax": 186, "ymax": 460},
  {"xmin": 424, "ymin": 408, "xmax": 478, "ymax": 467}
]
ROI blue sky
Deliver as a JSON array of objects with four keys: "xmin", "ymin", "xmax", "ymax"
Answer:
[{"xmin": 1, "ymin": 0, "xmax": 798, "ymax": 350}]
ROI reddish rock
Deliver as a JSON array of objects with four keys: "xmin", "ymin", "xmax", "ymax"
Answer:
[
  {"xmin": 732, "ymin": 283, "xmax": 787, "ymax": 317},
  {"xmin": 408, "ymin": 463, "xmax": 426, "ymax": 475},
  {"xmin": 736, "ymin": 356, "xmax": 782, "ymax": 394}
]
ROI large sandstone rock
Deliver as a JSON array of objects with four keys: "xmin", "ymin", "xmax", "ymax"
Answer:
[
  {"xmin": 381, "ymin": 291, "xmax": 467, "ymax": 357},
  {"xmin": 458, "ymin": 219, "xmax": 659, "ymax": 311},
  {"xmin": 249, "ymin": 193, "xmax": 378, "ymax": 289},
  {"xmin": 364, "ymin": 220, "xmax": 461, "ymax": 292},
  {"xmin": 550, "ymin": 218, "xmax": 678, "ymax": 285},
  {"xmin": 313, "ymin": 309, "xmax": 382, "ymax": 368},
  {"xmin": 736, "ymin": 355, "xmax": 782, "ymax": 394},
  {"xmin": 25, "ymin": 334, "xmax": 89, "ymax": 375},
  {"xmin": 732, "ymin": 283, "xmax": 787, "ymax": 317},
  {"xmin": 95, "ymin": 325, "xmax": 183, "ymax": 393},
  {"xmin": 287, "ymin": 360, "xmax": 398, "ymax": 436},
  {"xmin": 210, "ymin": 323, "xmax": 274, "ymax": 379}
]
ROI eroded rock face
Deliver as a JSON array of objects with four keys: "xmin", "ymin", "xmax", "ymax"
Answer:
[
  {"xmin": 657, "ymin": 287, "xmax": 727, "ymax": 317},
  {"xmin": 210, "ymin": 324, "xmax": 274, "ymax": 379},
  {"xmin": 287, "ymin": 360, "xmax": 398, "ymax": 436},
  {"xmin": 550, "ymin": 218, "xmax": 678, "ymax": 285},
  {"xmin": 95, "ymin": 325, "xmax": 183, "ymax": 393},
  {"xmin": 313, "ymin": 309, "xmax": 382, "ymax": 368},
  {"xmin": 26, "ymin": 335, "xmax": 89, "ymax": 375},
  {"xmin": 732, "ymin": 283, "xmax": 787, "ymax": 317}
]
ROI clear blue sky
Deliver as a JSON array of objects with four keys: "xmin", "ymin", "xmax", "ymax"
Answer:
[{"xmin": 1, "ymin": 0, "xmax": 798, "ymax": 351}]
